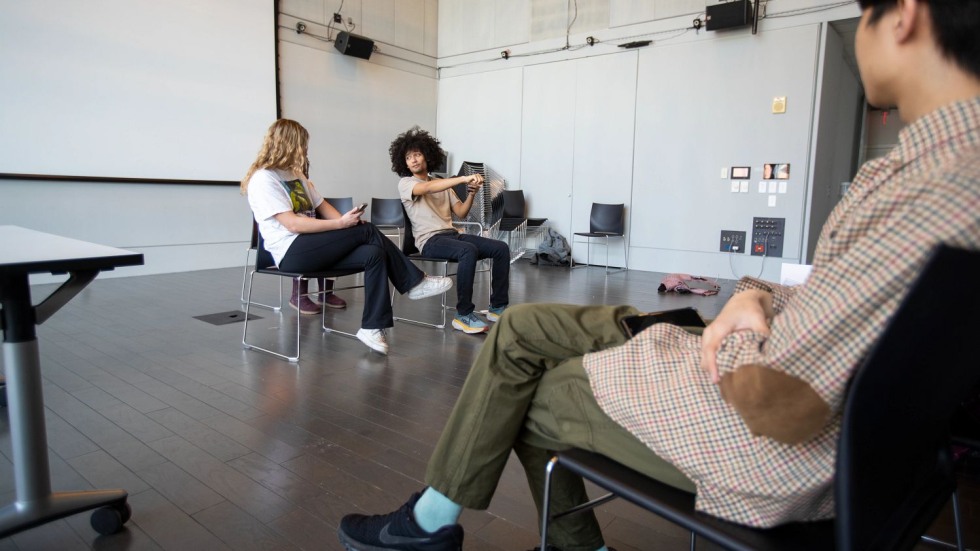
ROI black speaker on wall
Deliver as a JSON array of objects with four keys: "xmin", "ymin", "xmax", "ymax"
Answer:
[{"xmin": 334, "ymin": 31, "xmax": 374, "ymax": 60}]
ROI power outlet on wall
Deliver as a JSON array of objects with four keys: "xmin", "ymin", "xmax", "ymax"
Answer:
[{"xmin": 719, "ymin": 230, "xmax": 746, "ymax": 253}]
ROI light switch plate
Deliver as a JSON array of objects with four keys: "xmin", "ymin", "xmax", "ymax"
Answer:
[
  {"xmin": 731, "ymin": 181, "xmax": 740, "ymax": 193},
  {"xmin": 772, "ymin": 96, "xmax": 787, "ymax": 114},
  {"xmin": 721, "ymin": 168, "xmax": 729, "ymax": 178}
]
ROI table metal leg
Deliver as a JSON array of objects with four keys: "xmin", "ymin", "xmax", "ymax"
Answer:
[{"xmin": 0, "ymin": 340, "xmax": 128, "ymax": 538}]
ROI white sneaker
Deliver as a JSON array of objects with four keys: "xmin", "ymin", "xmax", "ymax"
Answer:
[
  {"xmin": 356, "ymin": 328, "xmax": 389, "ymax": 355},
  {"xmin": 407, "ymin": 276, "xmax": 453, "ymax": 300}
]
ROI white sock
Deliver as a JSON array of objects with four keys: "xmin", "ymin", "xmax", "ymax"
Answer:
[{"xmin": 413, "ymin": 487, "xmax": 463, "ymax": 534}]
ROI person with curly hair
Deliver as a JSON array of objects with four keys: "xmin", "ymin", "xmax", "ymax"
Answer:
[
  {"xmin": 389, "ymin": 126, "xmax": 511, "ymax": 334},
  {"xmin": 242, "ymin": 119, "xmax": 453, "ymax": 355}
]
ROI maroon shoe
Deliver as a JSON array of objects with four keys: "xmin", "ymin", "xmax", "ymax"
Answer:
[
  {"xmin": 290, "ymin": 280, "xmax": 321, "ymax": 315},
  {"xmin": 321, "ymin": 292, "xmax": 347, "ymax": 309}
]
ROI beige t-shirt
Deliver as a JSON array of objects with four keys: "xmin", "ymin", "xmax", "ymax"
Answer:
[{"xmin": 398, "ymin": 175, "xmax": 461, "ymax": 252}]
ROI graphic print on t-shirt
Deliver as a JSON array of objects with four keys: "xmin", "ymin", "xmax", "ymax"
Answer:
[{"xmin": 279, "ymin": 178, "xmax": 316, "ymax": 218}]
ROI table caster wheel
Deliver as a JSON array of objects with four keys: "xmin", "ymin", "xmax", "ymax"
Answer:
[{"xmin": 91, "ymin": 501, "xmax": 131, "ymax": 535}]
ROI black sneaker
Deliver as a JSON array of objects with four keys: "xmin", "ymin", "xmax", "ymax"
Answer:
[{"xmin": 338, "ymin": 492, "xmax": 463, "ymax": 551}]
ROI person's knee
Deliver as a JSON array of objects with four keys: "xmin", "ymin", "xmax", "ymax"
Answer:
[
  {"xmin": 362, "ymin": 245, "xmax": 384, "ymax": 266},
  {"xmin": 491, "ymin": 241, "xmax": 510, "ymax": 261},
  {"xmin": 457, "ymin": 243, "xmax": 478, "ymax": 263},
  {"xmin": 497, "ymin": 303, "xmax": 538, "ymax": 330}
]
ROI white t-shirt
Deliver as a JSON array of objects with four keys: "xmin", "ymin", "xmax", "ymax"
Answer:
[
  {"xmin": 398, "ymin": 175, "xmax": 461, "ymax": 252},
  {"xmin": 247, "ymin": 168, "xmax": 323, "ymax": 266}
]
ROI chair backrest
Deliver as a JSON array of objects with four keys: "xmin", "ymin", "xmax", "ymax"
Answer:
[
  {"xmin": 401, "ymin": 204, "xmax": 420, "ymax": 256},
  {"xmin": 371, "ymin": 198, "xmax": 405, "ymax": 227},
  {"xmin": 589, "ymin": 203, "xmax": 625, "ymax": 235},
  {"xmin": 835, "ymin": 245, "xmax": 980, "ymax": 550},
  {"xmin": 254, "ymin": 227, "xmax": 277, "ymax": 272},
  {"xmin": 250, "ymin": 219, "xmax": 260, "ymax": 249},
  {"xmin": 502, "ymin": 190, "xmax": 526, "ymax": 219},
  {"xmin": 325, "ymin": 196, "xmax": 354, "ymax": 213}
]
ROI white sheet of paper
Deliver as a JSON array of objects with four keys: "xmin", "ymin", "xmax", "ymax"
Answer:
[{"xmin": 780, "ymin": 263, "xmax": 813, "ymax": 286}]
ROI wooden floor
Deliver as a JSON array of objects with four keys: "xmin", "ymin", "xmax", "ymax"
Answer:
[{"xmin": 0, "ymin": 260, "xmax": 976, "ymax": 550}]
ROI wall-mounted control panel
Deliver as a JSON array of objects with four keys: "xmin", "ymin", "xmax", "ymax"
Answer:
[
  {"xmin": 719, "ymin": 230, "xmax": 746, "ymax": 253},
  {"xmin": 750, "ymin": 217, "xmax": 785, "ymax": 257}
]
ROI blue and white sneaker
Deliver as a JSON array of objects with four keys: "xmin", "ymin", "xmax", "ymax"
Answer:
[
  {"xmin": 485, "ymin": 306, "xmax": 507, "ymax": 322},
  {"xmin": 452, "ymin": 312, "xmax": 488, "ymax": 334}
]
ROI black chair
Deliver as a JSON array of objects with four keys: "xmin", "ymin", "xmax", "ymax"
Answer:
[
  {"xmin": 239, "ymin": 221, "xmax": 282, "ymax": 308},
  {"xmin": 495, "ymin": 190, "xmax": 534, "ymax": 263},
  {"xmin": 571, "ymin": 203, "xmax": 627, "ymax": 273},
  {"xmin": 242, "ymin": 230, "xmax": 364, "ymax": 362},
  {"xmin": 370, "ymin": 197, "xmax": 406, "ymax": 248},
  {"xmin": 541, "ymin": 245, "xmax": 980, "ymax": 551},
  {"xmin": 394, "ymin": 206, "xmax": 487, "ymax": 329},
  {"xmin": 324, "ymin": 196, "xmax": 354, "ymax": 213}
]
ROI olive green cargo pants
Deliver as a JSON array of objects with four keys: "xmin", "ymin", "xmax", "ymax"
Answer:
[{"xmin": 425, "ymin": 303, "xmax": 696, "ymax": 551}]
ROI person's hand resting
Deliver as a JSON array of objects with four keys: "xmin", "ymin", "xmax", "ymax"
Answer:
[{"xmin": 700, "ymin": 289, "xmax": 774, "ymax": 384}]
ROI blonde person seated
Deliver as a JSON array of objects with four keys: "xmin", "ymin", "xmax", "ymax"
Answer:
[{"xmin": 242, "ymin": 119, "xmax": 453, "ymax": 354}]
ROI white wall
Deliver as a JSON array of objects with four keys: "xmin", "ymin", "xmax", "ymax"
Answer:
[
  {"xmin": 436, "ymin": 0, "xmax": 863, "ymax": 281},
  {"xmin": 1, "ymin": 0, "xmax": 440, "ymax": 283}
]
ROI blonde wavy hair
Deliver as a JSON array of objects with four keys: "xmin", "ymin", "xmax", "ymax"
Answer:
[{"xmin": 241, "ymin": 119, "xmax": 310, "ymax": 194}]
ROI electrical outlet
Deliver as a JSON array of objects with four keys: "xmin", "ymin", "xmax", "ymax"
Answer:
[
  {"xmin": 333, "ymin": 13, "xmax": 343, "ymax": 23},
  {"xmin": 750, "ymin": 217, "xmax": 785, "ymax": 256},
  {"xmin": 719, "ymin": 230, "xmax": 746, "ymax": 253}
]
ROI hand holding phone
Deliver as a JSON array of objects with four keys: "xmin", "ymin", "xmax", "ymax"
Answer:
[{"xmin": 353, "ymin": 203, "xmax": 368, "ymax": 214}]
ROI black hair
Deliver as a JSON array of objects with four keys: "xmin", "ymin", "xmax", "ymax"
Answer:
[
  {"xmin": 857, "ymin": 0, "xmax": 980, "ymax": 79},
  {"xmin": 388, "ymin": 126, "xmax": 446, "ymax": 178}
]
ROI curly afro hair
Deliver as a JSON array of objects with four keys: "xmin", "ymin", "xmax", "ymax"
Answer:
[{"xmin": 389, "ymin": 126, "xmax": 446, "ymax": 177}]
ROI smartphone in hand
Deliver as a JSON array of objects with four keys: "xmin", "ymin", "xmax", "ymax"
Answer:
[{"xmin": 353, "ymin": 203, "xmax": 368, "ymax": 214}]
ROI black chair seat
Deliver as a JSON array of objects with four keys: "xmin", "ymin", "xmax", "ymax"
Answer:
[
  {"xmin": 555, "ymin": 449, "xmax": 835, "ymax": 551},
  {"xmin": 573, "ymin": 231, "xmax": 622, "ymax": 238},
  {"xmin": 527, "ymin": 217, "xmax": 548, "ymax": 227},
  {"xmin": 499, "ymin": 217, "xmax": 526, "ymax": 232}
]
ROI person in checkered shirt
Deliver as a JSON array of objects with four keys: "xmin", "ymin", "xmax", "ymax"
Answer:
[{"xmin": 338, "ymin": 1, "xmax": 980, "ymax": 550}]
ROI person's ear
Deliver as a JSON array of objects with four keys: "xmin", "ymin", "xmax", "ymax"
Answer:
[{"xmin": 893, "ymin": 0, "xmax": 921, "ymax": 43}]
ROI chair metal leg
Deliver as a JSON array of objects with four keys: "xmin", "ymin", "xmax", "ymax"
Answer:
[
  {"xmin": 541, "ymin": 455, "xmax": 620, "ymax": 551},
  {"xmin": 919, "ymin": 489, "xmax": 967, "ymax": 551},
  {"xmin": 541, "ymin": 456, "xmax": 557, "ymax": 551},
  {"xmin": 953, "ymin": 489, "xmax": 965, "ymax": 551},
  {"xmin": 395, "ymin": 260, "xmax": 451, "ymax": 329},
  {"xmin": 604, "ymin": 236, "xmax": 627, "ymax": 275},
  {"xmin": 240, "ymin": 246, "xmax": 252, "ymax": 303},
  {"xmin": 242, "ymin": 273, "xmax": 300, "ymax": 362}
]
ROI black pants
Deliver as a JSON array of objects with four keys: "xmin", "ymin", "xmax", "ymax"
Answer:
[
  {"xmin": 279, "ymin": 223, "xmax": 424, "ymax": 329},
  {"xmin": 422, "ymin": 232, "xmax": 510, "ymax": 316}
]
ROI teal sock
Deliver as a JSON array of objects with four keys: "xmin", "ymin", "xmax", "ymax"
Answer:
[
  {"xmin": 413, "ymin": 487, "xmax": 463, "ymax": 534},
  {"xmin": 595, "ymin": 547, "xmax": 609, "ymax": 551}
]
